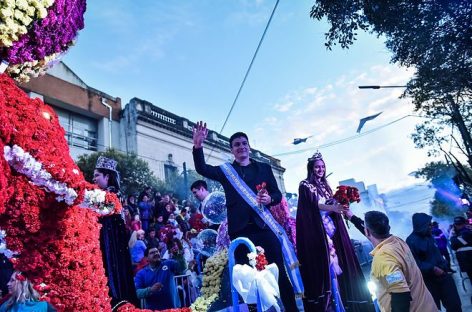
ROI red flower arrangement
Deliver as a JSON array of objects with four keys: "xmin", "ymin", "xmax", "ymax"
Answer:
[
  {"xmin": 333, "ymin": 185, "xmax": 361, "ymax": 228},
  {"xmin": 0, "ymin": 74, "xmax": 112, "ymax": 310},
  {"xmin": 15, "ymin": 272, "xmax": 26, "ymax": 281},
  {"xmin": 255, "ymin": 246, "xmax": 268, "ymax": 271},
  {"xmin": 333, "ymin": 185, "xmax": 360, "ymax": 206},
  {"xmin": 255, "ymin": 182, "xmax": 267, "ymax": 193},
  {"xmin": 256, "ymin": 182, "xmax": 267, "ymax": 211}
]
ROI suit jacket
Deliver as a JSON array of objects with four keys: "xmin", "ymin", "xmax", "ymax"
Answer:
[{"xmin": 193, "ymin": 147, "xmax": 282, "ymax": 236}]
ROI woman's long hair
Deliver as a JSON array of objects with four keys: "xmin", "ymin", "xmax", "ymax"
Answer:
[
  {"xmin": 306, "ymin": 159, "xmax": 333, "ymax": 198},
  {"xmin": 128, "ymin": 230, "xmax": 145, "ymax": 249},
  {"xmin": 4, "ymin": 272, "xmax": 41, "ymax": 309}
]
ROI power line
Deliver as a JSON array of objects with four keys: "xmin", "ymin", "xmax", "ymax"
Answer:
[
  {"xmin": 218, "ymin": 0, "xmax": 280, "ymax": 135},
  {"xmin": 208, "ymin": 0, "xmax": 280, "ymax": 159},
  {"xmin": 272, "ymin": 115, "xmax": 412, "ymax": 157}
]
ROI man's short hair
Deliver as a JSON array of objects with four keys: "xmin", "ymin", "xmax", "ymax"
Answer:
[
  {"xmin": 144, "ymin": 247, "xmax": 159, "ymax": 257},
  {"xmin": 229, "ymin": 132, "xmax": 249, "ymax": 148},
  {"xmin": 365, "ymin": 211, "xmax": 391, "ymax": 239},
  {"xmin": 190, "ymin": 180, "xmax": 207, "ymax": 191}
]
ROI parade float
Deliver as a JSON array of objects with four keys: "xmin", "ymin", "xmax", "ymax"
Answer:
[{"xmin": 0, "ymin": 2, "xmax": 297, "ymax": 311}]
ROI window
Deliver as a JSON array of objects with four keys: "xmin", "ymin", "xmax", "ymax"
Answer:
[{"xmin": 54, "ymin": 107, "xmax": 98, "ymax": 151}]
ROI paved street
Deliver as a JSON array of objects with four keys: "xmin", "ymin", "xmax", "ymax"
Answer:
[{"xmin": 447, "ymin": 259, "xmax": 471, "ymax": 312}]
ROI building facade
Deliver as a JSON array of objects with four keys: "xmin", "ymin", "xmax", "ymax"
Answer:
[
  {"xmin": 20, "ymin": 62, "xmax": 121, "ymax": 159},
  {"xmin": 19, "ymin": 63, "xmax": 287, "ymax": 193},
  {"xmin": 121, "ymin": 97, "xmax": 287, "ymax": 193}
]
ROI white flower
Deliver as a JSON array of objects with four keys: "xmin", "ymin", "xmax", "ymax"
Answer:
[
  {"xmin": 72, "ymin": 169, "xmax": 79, "ymax": 175},
  {"xmin": 4, "ymin": 144, "xmax": 78, "ymax": 206}
]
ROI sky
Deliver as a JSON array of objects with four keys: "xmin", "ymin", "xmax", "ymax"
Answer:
[{"xmin": 63, "ymin": 0, "xmax": 439, "ymax": 199}]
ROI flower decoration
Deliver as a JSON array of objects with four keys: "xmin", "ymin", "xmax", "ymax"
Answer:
[
  {"xmin": 0, "ymin": 73, "xmax": 116, "ymax": 310},
  {"xmin": 0, "ymin": 0, "xmax": 86, "ymax": 82},
  {"xmin": 15, "ymin": 271, "xmax": 26, "ymax": 281},
  {"xmin": 255, "ymin": 246, "xmax": 268, "ymax": 271},
  {"xmin": 333, "ymin": 185, "xmax": 361, "ymax": 228},
  {"xmin": 191, "ymin": 249, "xmax": 228, "ymax": 311},
  {"xmin": 81, "ymin": 189, "xmax": 120, "ymax": 215},
  {"xmin": 4, "ymin": 144, "xmax": 78, "ymax": 205},
  {"xmin": 0, "ymin": 0, "xmax": 54, "ymax": 47},
  {"xmin": 216, "ymin": 220, "xmax": 230, "ymax": 251},
  {"xmin": 269, "ymin": 197, "xmax": 296, "ymax": 250},
  {"xmin": 333, "ymin": 185, "xmax": 360, "ymax": 206},
  {"xmin": 247, "ymin": 251, "xmax": 257, "ymax": 267},
  {"xmin": 256, "ymin": 182, "xmax": 267, "ymax": 211},
  {"xmin": 247, "ymin": 246, "xmax": 268, "ymax": 271},
  {"xmin": 256, "ymin": 182, "xmax": 267, "ymax": 193}
]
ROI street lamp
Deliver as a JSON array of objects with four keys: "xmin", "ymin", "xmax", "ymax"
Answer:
[{"xmin": 358, "ymin": 85, "xmax": 407, "ymax": 89}]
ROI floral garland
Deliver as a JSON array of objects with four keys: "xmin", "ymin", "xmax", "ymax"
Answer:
[
  {"xmin": 1, "ymin": 0, "xmax": 86, "ymax": 82},
  {"xmin": 3, "ymin": 144, "xmax": 118, "ymax": 215},
  {"xmin": 5, "ymin": 51, "xmax": 61, "ymax": 83},
  {"xmin": 4, "ymin": 144, "xmax": 78, "ymax": 205},
  {"xmin": 269, "ymin": 197, "xmax": 296, "ymax": 250},
  {"xmin": 0, "ymin": 0, "xmax": 54, "ymax": 47},
  {"xmin": 191, "ymin": 249, "xmax": 228, "ymax": 312},
  {"xmin": 215, "ymin": 220, "xmax": 230, "ymax": 251}
]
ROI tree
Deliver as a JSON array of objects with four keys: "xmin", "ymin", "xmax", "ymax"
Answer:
[
  {"xmin": 415, "ymin": 161, "xmax": 469, "ymax": 218},
  {"xmin": 76, "ymin": 148, "xmax": 164, "ymax": 196},
  {"xmin": 311, "ymin": 0, "xmax": 472, "ymax": 193}
]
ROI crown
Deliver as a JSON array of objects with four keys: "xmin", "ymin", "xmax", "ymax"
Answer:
[
  {"xmin": 95, "ymin": 156, "xmax": 118, "ymax": 172},
  {"xmin": 308, "ymin": 151, "xmax": 323, "ymax": 162}
]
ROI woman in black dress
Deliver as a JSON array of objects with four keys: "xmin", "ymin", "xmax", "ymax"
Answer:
[{"xmin": 93, "ymin": 156, "xmax": 138, "ymax": 310}]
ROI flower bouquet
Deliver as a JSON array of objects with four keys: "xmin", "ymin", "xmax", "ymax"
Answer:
[
  {"xmin": 333, "ymin": 185, "xmax": 361, "ymax": 228},
  {"xmin": 256, "ymin": 182, "xmax": 267, "ymax": 212}
]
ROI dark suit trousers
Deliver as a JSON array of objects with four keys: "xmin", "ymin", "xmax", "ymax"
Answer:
[{"xmin": 230, "ymin": 224, "xmax": 298, "ymax": 312}]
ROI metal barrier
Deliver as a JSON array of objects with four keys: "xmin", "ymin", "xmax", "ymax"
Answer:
[{"xmin": 174, "ymin": 273, "xmax": 194, "ymax": 307}]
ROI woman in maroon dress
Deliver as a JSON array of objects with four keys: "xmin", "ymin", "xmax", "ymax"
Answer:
[{"xmin": 296, "ymin": 152, "xmax": 373, "ymax": 312}]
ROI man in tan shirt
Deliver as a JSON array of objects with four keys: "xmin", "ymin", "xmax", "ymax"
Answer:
[{"xmin": 364, "ymin": 211, "xmax": 437, "ymax": 312}]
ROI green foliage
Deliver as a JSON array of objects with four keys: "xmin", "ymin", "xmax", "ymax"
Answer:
[
  {"xmin": 311, "ymin": 0, "xmax": 472, "ymax": 166},
  {"xmin": 76, "ymin": 148, "xmax": 164, "ymax": 196},
  {"xmin": 415, "ymin": 161, "xmax": 470, "ymax": 218},
  {"xmin": 415, "ymin": 161, "xmax": 457, "ymax": 184},
  {"xmin": 430, "ymin": 198, "xmax": 467, "ymax": 219}
]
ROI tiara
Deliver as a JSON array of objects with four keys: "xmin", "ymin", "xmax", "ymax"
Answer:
[
  {"xmin": 308, "ymin": 151, "xmax": 323, "ymax": 161},
  {"xmin": 95, "ymin": 156, "xmax": 118, "ymax": 172}
]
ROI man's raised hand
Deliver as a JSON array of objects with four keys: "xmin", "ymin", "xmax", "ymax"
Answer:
[{"xmin": 193, "ymin": 121, "xmax": 208, "ymax": 148}]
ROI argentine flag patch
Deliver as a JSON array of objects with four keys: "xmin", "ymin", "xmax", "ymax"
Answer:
[{"xmin": 385, "ymin": 271, "xmax": 404, "ymax": 285}]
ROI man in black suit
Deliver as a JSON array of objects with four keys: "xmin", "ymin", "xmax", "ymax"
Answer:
[{"xmin": 192, "ymin": 121, "xmax": 297, "ymax": 311}]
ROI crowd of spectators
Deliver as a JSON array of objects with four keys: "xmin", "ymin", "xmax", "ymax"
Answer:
[{"xmin": 120, "ymin": 186, "xmax": 211, "ymax": 309}]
